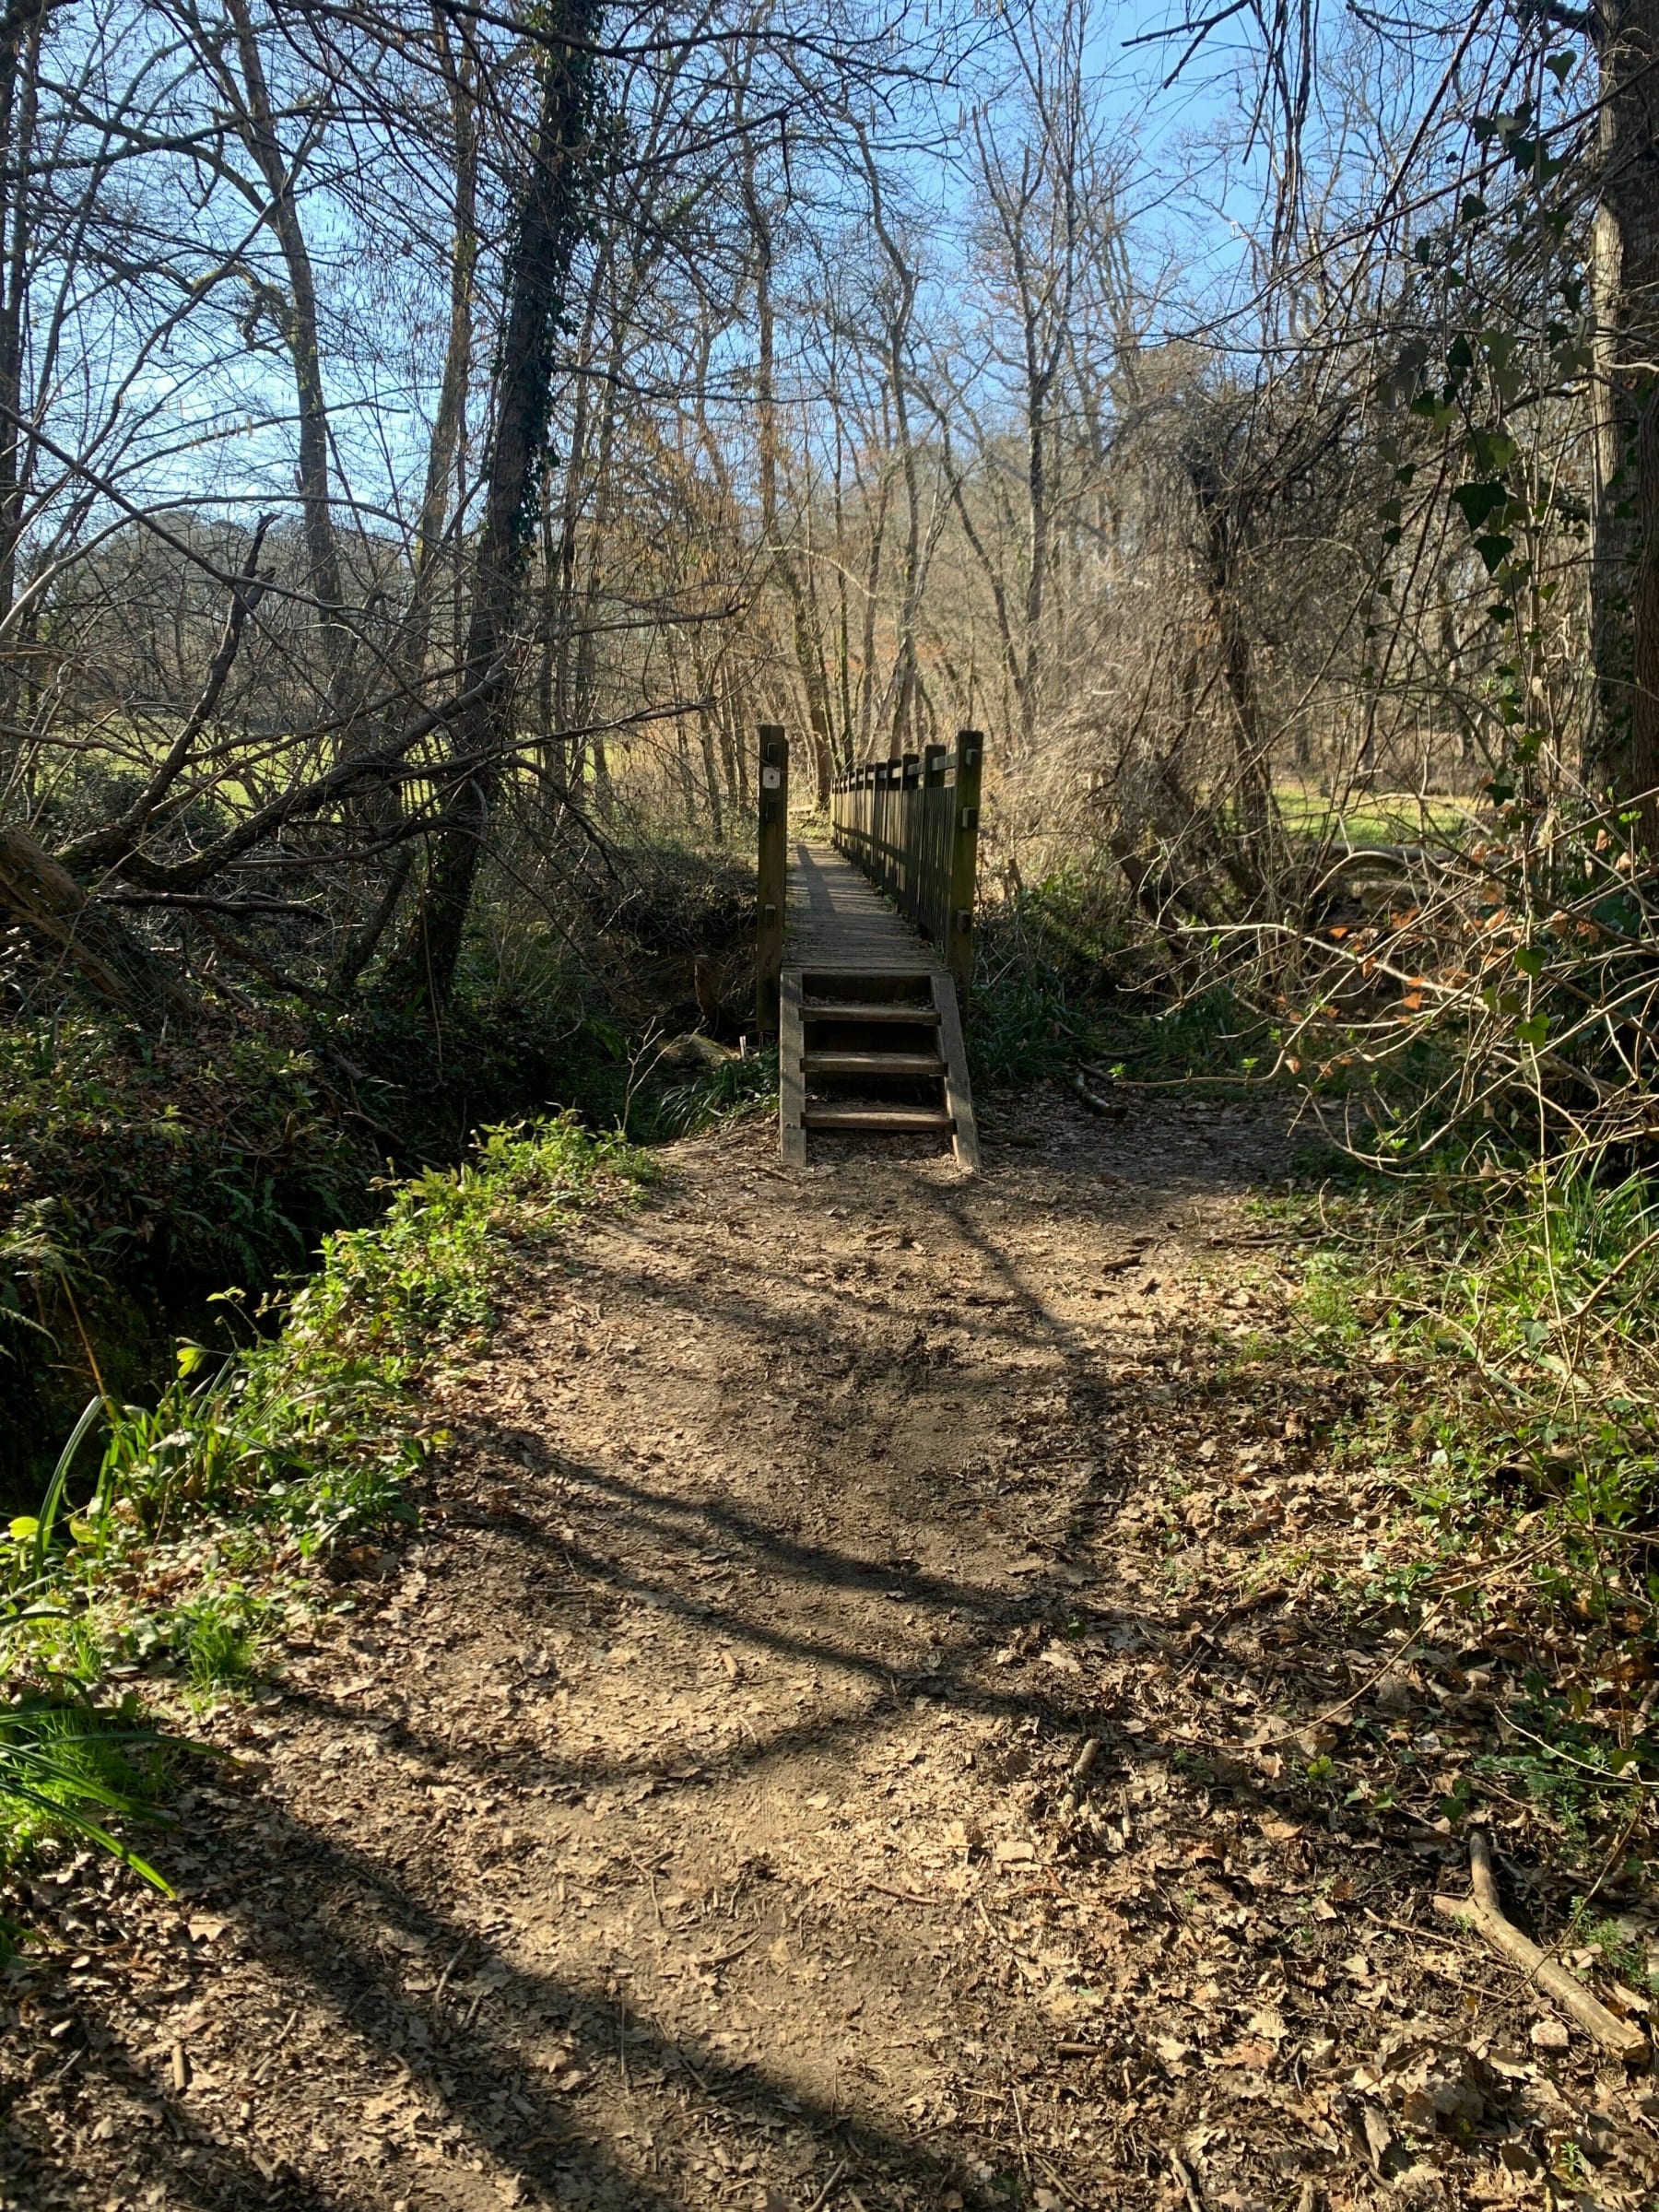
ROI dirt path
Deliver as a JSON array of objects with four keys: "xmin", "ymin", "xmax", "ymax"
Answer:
[{"xmin": 6, "ymin": 1093, "xmax": 1657, "ymax": 2211}]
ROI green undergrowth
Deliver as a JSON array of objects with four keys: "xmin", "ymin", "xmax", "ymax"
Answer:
[
  {"xmin": 0, "ymin": 1112, "xmax": 643, "ymax": 1888},
  {"xmin": 971, "ymin": 867, "xmax": 1279, "ymax": 1095},
  {"xmin": 0, "ymin": 981, "xmax": 755, "ymax": 1500},
  {"xmin": 1272, "ymin": 782, "xmax": 1477, "ymax": 849},
  {"xmin": 640, "ymin": 1046, "xmax": 778, "ymax": 1139},
  {"xmin": 971, "ymin": 867, "xmax": 1125, "ymax": 1085},
  {"xmin": 1262, "ymin": 1159, "xmax": 1659, "ymax": 1866}
]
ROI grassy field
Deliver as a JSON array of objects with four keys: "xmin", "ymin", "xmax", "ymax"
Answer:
[{"xmin": 1273, "ymin": 782, "xmax": 1481, "ymax": 846}]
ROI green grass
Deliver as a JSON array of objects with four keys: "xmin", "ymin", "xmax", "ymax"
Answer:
[
  {"xmin": 1272, "ymin": 782, "xmax": 1478, "ymax": 847},
  {"xmin": 176, "ymin": 1591, "xmax": 263, "ymax": 1693},
  {"xmin": 0, "ymin": 1693, "xmax": 171, "ymax": 1900},
  {"xmin": 643, "ymin": 1047, "xmax": 778, "ymax": 1139}
]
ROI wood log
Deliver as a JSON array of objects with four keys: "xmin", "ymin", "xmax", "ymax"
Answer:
[
  {"xmin": 1433, "ymin": 1830, "xmax": 1649, "ymax": 2064},
  {"xmin": 0, "ymin": 826, "xmax": 194, "ymax": 1028}
]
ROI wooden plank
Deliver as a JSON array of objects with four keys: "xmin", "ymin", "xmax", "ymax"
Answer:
[
  {"xmin": 779, "ymin": 969, "xmax": 806, "ymax": 1167},
  {"xmin": 804, "ymin": 1050, "xmax": 945, "ymax": 1077},
  {"xmin": 803, "ymin": 1003, "xmax": 941, "ymax": 1024},
  {"xmin": 932, "ymin": 971, "xmax": 982, "ymax": 1173},
  {"xmin": 784, "ymin": 839, "xmax": 945, "ymax": 977},
  {"xmin": 799, "ymin": 969, "xmax": 935, "ymax": 995},
  {"xmin": 802, "ymin": 1105, "xmax": 954, "ymax": 1132}
]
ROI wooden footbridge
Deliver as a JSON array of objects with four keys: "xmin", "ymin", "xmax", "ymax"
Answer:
[{"xmin": 755, "ymin": 724, "xmax": 982, "ymax": 1171}]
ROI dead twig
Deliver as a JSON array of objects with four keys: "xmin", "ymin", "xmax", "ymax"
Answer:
[
  {"xmin": 1034, "ymin": 2149, "xmax": 1090, "ymax": 2208},
  {"xmin": 1170, "ymin": 2148, "xmax": 1205, "ymax": 2211},
  {"xmin": 431, "ymin": 1945, "xmax": 467, "ymax": 2007},
  {"xmin": 803, "ymin": 2159, "xmax": 847, "ymax": 2210},
  {"xmin": 1432, "ymin": 1831, "xmax": 1649, "ymax": 2064}
]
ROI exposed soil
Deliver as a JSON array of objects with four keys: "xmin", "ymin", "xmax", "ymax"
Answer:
[{"xmin": 5, "ymin": 1091, "xmax": 1657, "ymax": 2211}]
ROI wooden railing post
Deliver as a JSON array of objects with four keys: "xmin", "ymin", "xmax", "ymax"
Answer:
[
  {"xmin": 899, "ymin": 752, "xmax": 920, "ymax": 917},
  {"xmin": 945, "ymin": 728, "xmax": 982, "ymax": 994},
  {"xmin": 756, "ymin": 724, "xmax": 788, "ymax": 1031},
  {"xmin": 922, "ymin": 743, "xmax": 948, "ymax": 947}
]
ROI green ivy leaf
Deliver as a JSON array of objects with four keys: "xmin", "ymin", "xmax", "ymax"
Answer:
[
  {"xmin": 1471, "ymin": 429, "xmax": 1519, "ymax": 474},
  {"xmin": 1474, "ymin": 532, "xmax": 1515, "ymax": 573},
  {"xmin": 1517, "ymin": 1015, "xmax": 1550, "ymax": 1048},
  {"xmin": 1452, "ymin": 481, "xmax": 1509, "ymax": 530}
]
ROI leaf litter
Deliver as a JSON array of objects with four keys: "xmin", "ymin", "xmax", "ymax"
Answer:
[{"xmin": 1, "ymin": 1087, "xmax": 1656, "ymax": 2208}]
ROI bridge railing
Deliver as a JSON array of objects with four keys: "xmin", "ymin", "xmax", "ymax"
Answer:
[{"xmin": 830, "ymin": 733, "xmax": 982, "ymax": 989}]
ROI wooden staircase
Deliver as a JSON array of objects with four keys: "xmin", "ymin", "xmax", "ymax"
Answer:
[{"xmin": 780, "ymin": 968, "xmax": 980, "ymax": 1171}]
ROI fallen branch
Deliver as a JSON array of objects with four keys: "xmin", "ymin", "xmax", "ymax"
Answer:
[
  {"xmin": 1062, "ymin": 1735, "xmax": 1102, "ymax": 1810},
  {"xmin": 1080, "ymin": 1062, "xmax": 1256, "ymax": 1090},
  {"xmin": 1073, "ymin": 1072, "xmax": 1124, "ymax": 1119},
  {"xmin": 1432, "ymin": 1832, "xmax": 1649, "ymax": 2064},
  {"xmin": 0, "ymin": 825, "xmax": 196, "ymax": 1029}
]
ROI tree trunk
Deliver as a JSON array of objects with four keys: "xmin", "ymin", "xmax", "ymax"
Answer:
[
  {"xmin": 1593, "ymin": 0, "xmax": 1659, "ymax": 845},
  {"xmin": 552, "ymin": 256, "xmax": 604, "ymax": 743},
  {"xmin": 1184, "ymin": 436, "xmax": 1278, "ymax": 875},
  {"xmin": 390, "ymin": 0, "xmax": 603, "ymax": 1015},
  {"xmin": 569, "ymin": 297, "xmax": 625, "ymax": 802},
  {"xmin": 0, "ymin": 0, "xmax": 44, "ymax": 653}
]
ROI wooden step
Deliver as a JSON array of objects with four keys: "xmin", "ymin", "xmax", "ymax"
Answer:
[
  {"xmin": 803, "ymin": 1001, "xmax": 940, "ymax": 1025},
  {"xmin": 802, "ymin": 1105, "xmax": 954, "ymax": 1133},
  {"xmin": 803, "ymin": 1050, "xmax": 946, "ymax": 1077},
  {"xmin": 800, "ymin": 971, "xmax": 934, "ymax": 994}
]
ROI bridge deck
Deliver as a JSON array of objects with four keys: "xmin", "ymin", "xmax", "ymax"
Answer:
[
  {"xmin": 784, "ymin": 839, "xmax": 945, "ymax": 973},
  {"xmin": 779, "ymin": 837, "xmax": 977, "ymax": 1171}
]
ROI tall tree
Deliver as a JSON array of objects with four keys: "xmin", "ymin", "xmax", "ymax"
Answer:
[
  {"xmin": 391, "ymin": 0, "xmax": 606, "ymax": 1013},
  {"xmin": 1592, "ymin": 0, "xmax": 1659, "ymax": 843}
]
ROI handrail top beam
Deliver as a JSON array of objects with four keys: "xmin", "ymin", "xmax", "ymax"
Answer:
[{"xmin": 831, "ymin": 729, "xmax": 982, "ymax": 794}]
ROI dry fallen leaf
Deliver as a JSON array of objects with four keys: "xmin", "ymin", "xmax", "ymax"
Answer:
[
  {"xmin": 1360, "ymin": 2101, "xmax": 1394, "ymax": 2174},
  {"xmin": 1220, "ymin": 2037, "xmax": 1277, "ymax": 2069}
]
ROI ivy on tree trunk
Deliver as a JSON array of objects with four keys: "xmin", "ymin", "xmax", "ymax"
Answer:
[
  {"xmin": 394, "ymin": 0, "xmax": 606, "ymax": 1016},
  {"xmin": 1593, "ymin": 0, "xmax": 1659, "ymax": 846}
]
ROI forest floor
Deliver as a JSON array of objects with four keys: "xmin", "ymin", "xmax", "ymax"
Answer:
[{"xmin": 5, "ymin": 1088, "xmax": 1658, "ymax": 2212}]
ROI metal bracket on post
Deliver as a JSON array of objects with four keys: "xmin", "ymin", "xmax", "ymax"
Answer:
[
  {"xmin": 945, "ymin": 729, "xmax": 983, "ymax": 997},
  {"xmin": 756, "ymin": 724, "xmax": 788, "ymax": 1032}
]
